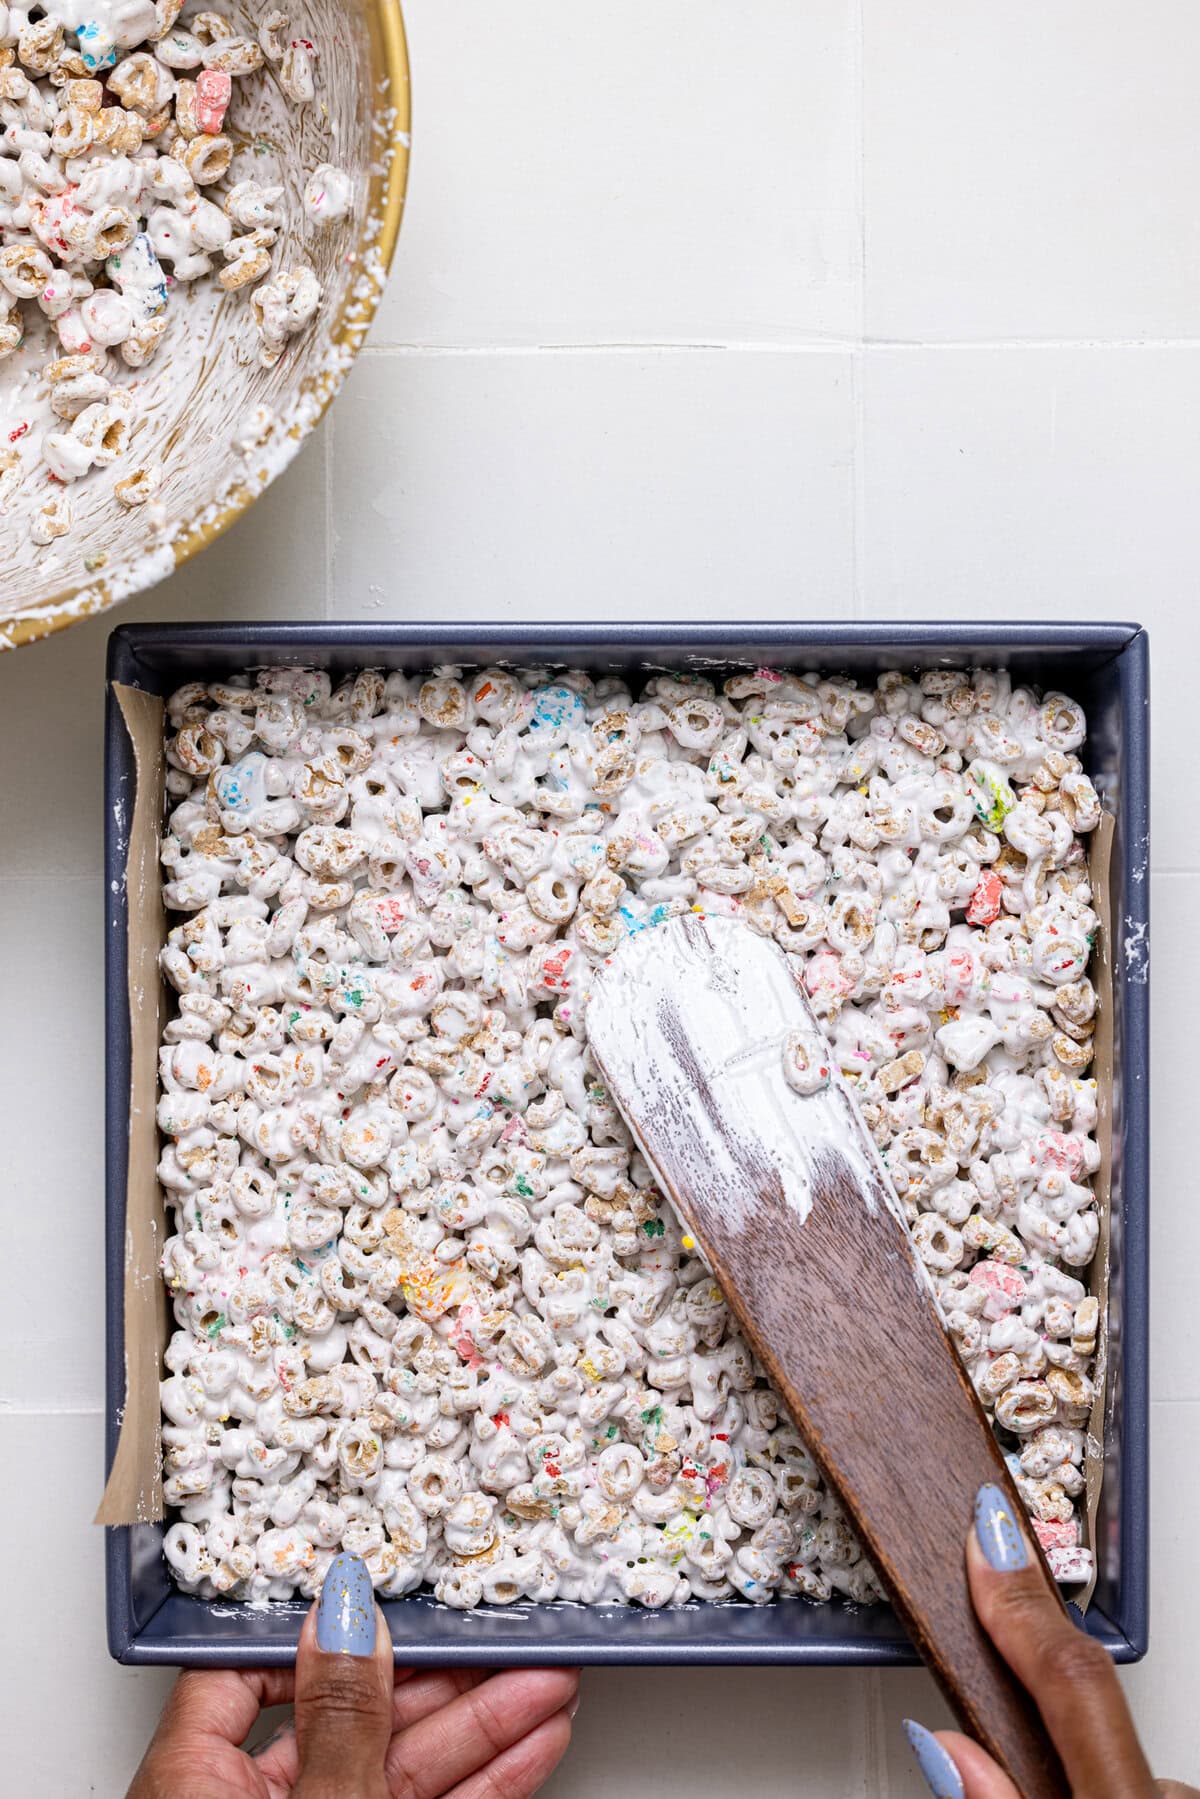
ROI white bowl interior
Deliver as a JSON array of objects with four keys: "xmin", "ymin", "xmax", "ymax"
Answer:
[{"xmin": 0, "ymin": 0, "xmax": 397, "ymax": 644}]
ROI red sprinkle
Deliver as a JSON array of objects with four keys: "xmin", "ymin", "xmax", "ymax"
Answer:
[{"xmin": 8, "ymin": 421, "xmax": 29, "ymax": 442}]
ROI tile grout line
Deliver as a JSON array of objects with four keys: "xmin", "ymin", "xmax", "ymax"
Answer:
[
  {"xmin": 323, "ymin": 419, "xmax": 334, "ymax": 619},
  {"xmin": 0, "ymin": 872, "xmax": 102, "ymax": 885},
  {"xmin": 354, "ymin": 337, "xmax": 1200, "ymax": 358},
  {"xmin": 359, "ymin": 340, "xmax": 863, "ymax": 357},
  {"xmin": 849, "ymin": 0, "xmax": 867, "ymax": 621},
  {"xmin": 863, "ymin": 1668, "xmax": 890, "ymax": 1797},
  {"xmin": 0, "ymin": 1404, "xmax": 104, "ymax": 1416}
]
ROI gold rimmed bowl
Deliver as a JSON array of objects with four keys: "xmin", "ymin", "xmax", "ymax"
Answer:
[{"xmin": 0, "ymin": 0, "xmax": 410, "ymax": 650}]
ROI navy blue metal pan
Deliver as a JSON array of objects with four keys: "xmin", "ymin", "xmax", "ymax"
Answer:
[{"xmin": 105, "ymin": 621, "xmax": 1149, "ymax": 1665}]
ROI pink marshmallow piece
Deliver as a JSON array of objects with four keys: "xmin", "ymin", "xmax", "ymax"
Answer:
[
  {"xmin": 968, "ymin": 1258, "xmax": 1026, "ymax": 1319},
  {"xmin": 1045, "ymin": 1544, "xmax": 1093, "ymax": 1583},
  {"xmin": 195, "ymin": 68, "xmax": 232, "ymax": 135},
  {"xmin": 1033, "ymin": 1518, "xmax": 1078, "ymax": 1553},
  {"xmin": 372, "ymin": 894, "xmax": 407, "ymax": 934}
]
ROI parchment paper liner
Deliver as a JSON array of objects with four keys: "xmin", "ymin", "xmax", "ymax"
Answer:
[{"xmin": 96, "ymin": 683, "xmax": 167, "ymax": 1526}]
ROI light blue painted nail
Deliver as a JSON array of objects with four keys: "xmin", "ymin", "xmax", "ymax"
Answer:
[
  {"xmin": 903, "ymin": 1720, "xmax": 965, "ymax": 1799},
  {"xmin": 974, "ymin": 1481, "xmax": 1029, "ymax": 1572},
  {"xmin": 316, "ymin": 1552, "xmax": 375, "ymax": 1656}
]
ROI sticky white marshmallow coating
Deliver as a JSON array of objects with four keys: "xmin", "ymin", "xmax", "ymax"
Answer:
[
  {"xmin": 157, "ymin": 664, "xmax": 1103, "ymax": 1608},
  {"xmin": 0, "ymin": 2, "xmax": 346, "ymax": 545}
]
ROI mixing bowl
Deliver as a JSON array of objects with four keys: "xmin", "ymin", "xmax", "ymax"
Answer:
[{"xmin": 0, "ymin": 0, "xmax": 410, "ymax": 650}]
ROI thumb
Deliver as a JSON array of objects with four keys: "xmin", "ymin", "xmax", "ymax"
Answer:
[
  {"xmin": 963, "ymin": 1482, "xmax": 1156, "ymax": 1799},
  {"xmin": 293, "ymin": 1552, "xmax": 394, "ymax": 1799}
]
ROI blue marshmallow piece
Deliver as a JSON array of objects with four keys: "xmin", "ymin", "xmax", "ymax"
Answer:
[
  {"xmin": 525, "ymin": 683, "xmax": 585, "ymax": 748},
  {"xmin": 76, "ymin": 20, "xmax": 118, "ymax": 69},
  {"xmin": 106, "ymin": 232, "xmax": 168, "ymax": 320},
  {"xmin": 215, "ymin": 752, "xmax": 269, "ymax": 816}
]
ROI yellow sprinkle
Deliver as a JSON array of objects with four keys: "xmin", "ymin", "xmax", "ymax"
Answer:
[{"xmin": 681, "ymin": 1234, "xmax": 696, "ymax": 1251}]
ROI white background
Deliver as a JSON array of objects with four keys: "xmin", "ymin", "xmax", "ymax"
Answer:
[{"xmin": 0, "ymin": 3, "xmax": 1196, "ymax": 1792}]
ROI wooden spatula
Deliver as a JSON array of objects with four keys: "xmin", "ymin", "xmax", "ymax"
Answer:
[{"xmin": 586, "ymin": 912, "xmax": 1069, "ymax": 1799}]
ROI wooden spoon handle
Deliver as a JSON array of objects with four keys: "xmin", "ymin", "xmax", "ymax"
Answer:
[{"xmin": 588, "ymin": 914, "xmax": 1071, "ymax": 1798}]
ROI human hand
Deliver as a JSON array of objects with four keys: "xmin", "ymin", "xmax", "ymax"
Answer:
[
  {"xmin": 902, "ymin": 1483, "xmax": 1197, "ymax": 1798},
  {"xmin": 127, "ymin": 1552, "xmax": 579, "ymax": 1799}
]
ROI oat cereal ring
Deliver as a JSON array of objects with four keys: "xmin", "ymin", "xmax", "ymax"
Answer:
[
  {"xmin": 115, "ymin": 463, "xmax": 162, "ymax": 507},
  {"xmin": 120, "ymin": 314, "xmax": 167, "ymax": 367},
  {"xmin": 30, "ymin": 491, "xmax": 73, "ymax": 542},
  {"xmin": 107, "ymin": 50, "xmax": 173, "ymax": 113},
  {"xmin": 258, "ymin": 10, "xmax": 290, "ymax": 62},
  {"xmin": 782, "ymin": 1029, "xmax": 831, "ymax": 1097},
  {"xmin": 18, "ymin": 17, "xmax": 64, "ymax": 74},
  {"xmin": 0, "ymin": 448, "xmax": 21, "ymax": 505},
  {"xmin": 0, "ymin": 241, "xmax": 52, "ymax": 297},
  {"xmin": 202, "ymin": 35, "xmax": 261, "ymax": 76},
  {"xmin": 278, "ymin": 38, "xmax": 315, "ymax": 105},
  {"xmin": 171, "ymin": 129, "xmax": 231, "ymax": 184},
  {"xmin": 218, "ymin": 230, "xmax": 272, "ymax": 292}
]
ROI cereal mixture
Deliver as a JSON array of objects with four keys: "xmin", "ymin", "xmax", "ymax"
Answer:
[
  {"xmin": 0, "ymin": 0, "xmax": 345, "ymax": 545},
  {"xmin": 157, "ymin": 664, "xmax": 1103, "ymax": 1608}
]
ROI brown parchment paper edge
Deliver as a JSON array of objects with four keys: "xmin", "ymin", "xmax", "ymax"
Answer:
[
  {"xmin": 1076, "ymin": 807, "xmax": 1115, "ymax": 1610},
  {"xmin": 95, "ymin": 683, "xmax": 168, "ymax": 1527}
]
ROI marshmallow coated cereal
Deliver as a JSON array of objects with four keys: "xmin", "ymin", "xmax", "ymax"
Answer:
[
  {"xmin": 157, "ymin": 664, "xmax": 1104, "ymax": 1608},
  {"xmin": 0, "ymin": 1, "xmax": 349, "ymax": 542}
]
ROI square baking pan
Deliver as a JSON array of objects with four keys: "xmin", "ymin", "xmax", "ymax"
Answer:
[{"xmin": 104, "ymin": 620, "xmax": 1149, "ymax": 1666}]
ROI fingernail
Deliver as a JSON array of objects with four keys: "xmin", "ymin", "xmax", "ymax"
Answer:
[
  {"xmin": 903, "ymin": 1720, "xmax": 965, "ymax": 1799},
  {"xmin": 974, "ymin": 1481, "xmax": 1029, "ymax": 1572},
  {"xmin": 567, "ymin": 1693, "xmax": 581, "ymax": 1719},
  {"xmin": 316, "ymin": 1551, "xmax": 375, "ymax": 1656}
]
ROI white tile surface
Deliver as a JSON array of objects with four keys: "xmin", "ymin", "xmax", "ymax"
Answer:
[
  {"xmin": 864, "ymin": 1, "xmax": 1200, "ymax": 343},
  {"xmin": 330, "ymin": 348, "xmax": 856, "ymax": 619},
  {"xmin": 2, "ymin": 4, "xmax": 1199, "ymax": 1793},
  {"xmin": 0, "ymin": 1414, "xmax": 173, "ymax": 1799},
  {"xmin": 859, "ymin": 344, "xmax": 1200, "ymax": 870},
  {"xmin": 377, "ymin": 0, "xmax": 860, "ymax": 348},
  {"xmin": 1118, "ymin": 1401, "xmax": 1200, "ymax": 1783},
  {"xmin": 1149, "ymin": 878, "xmax": 1200, "ymax": 1403},
  {"xmin": 0, "ymin": 431, "xmax": 328, "ymax": 881},
  {"xmin": 542, "ymin": 1668, "xmax": 873, "ymax": 1799},
  {"xmin": 0, "ymin": 878, "xmax": 105, "ymax": 1408}
]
